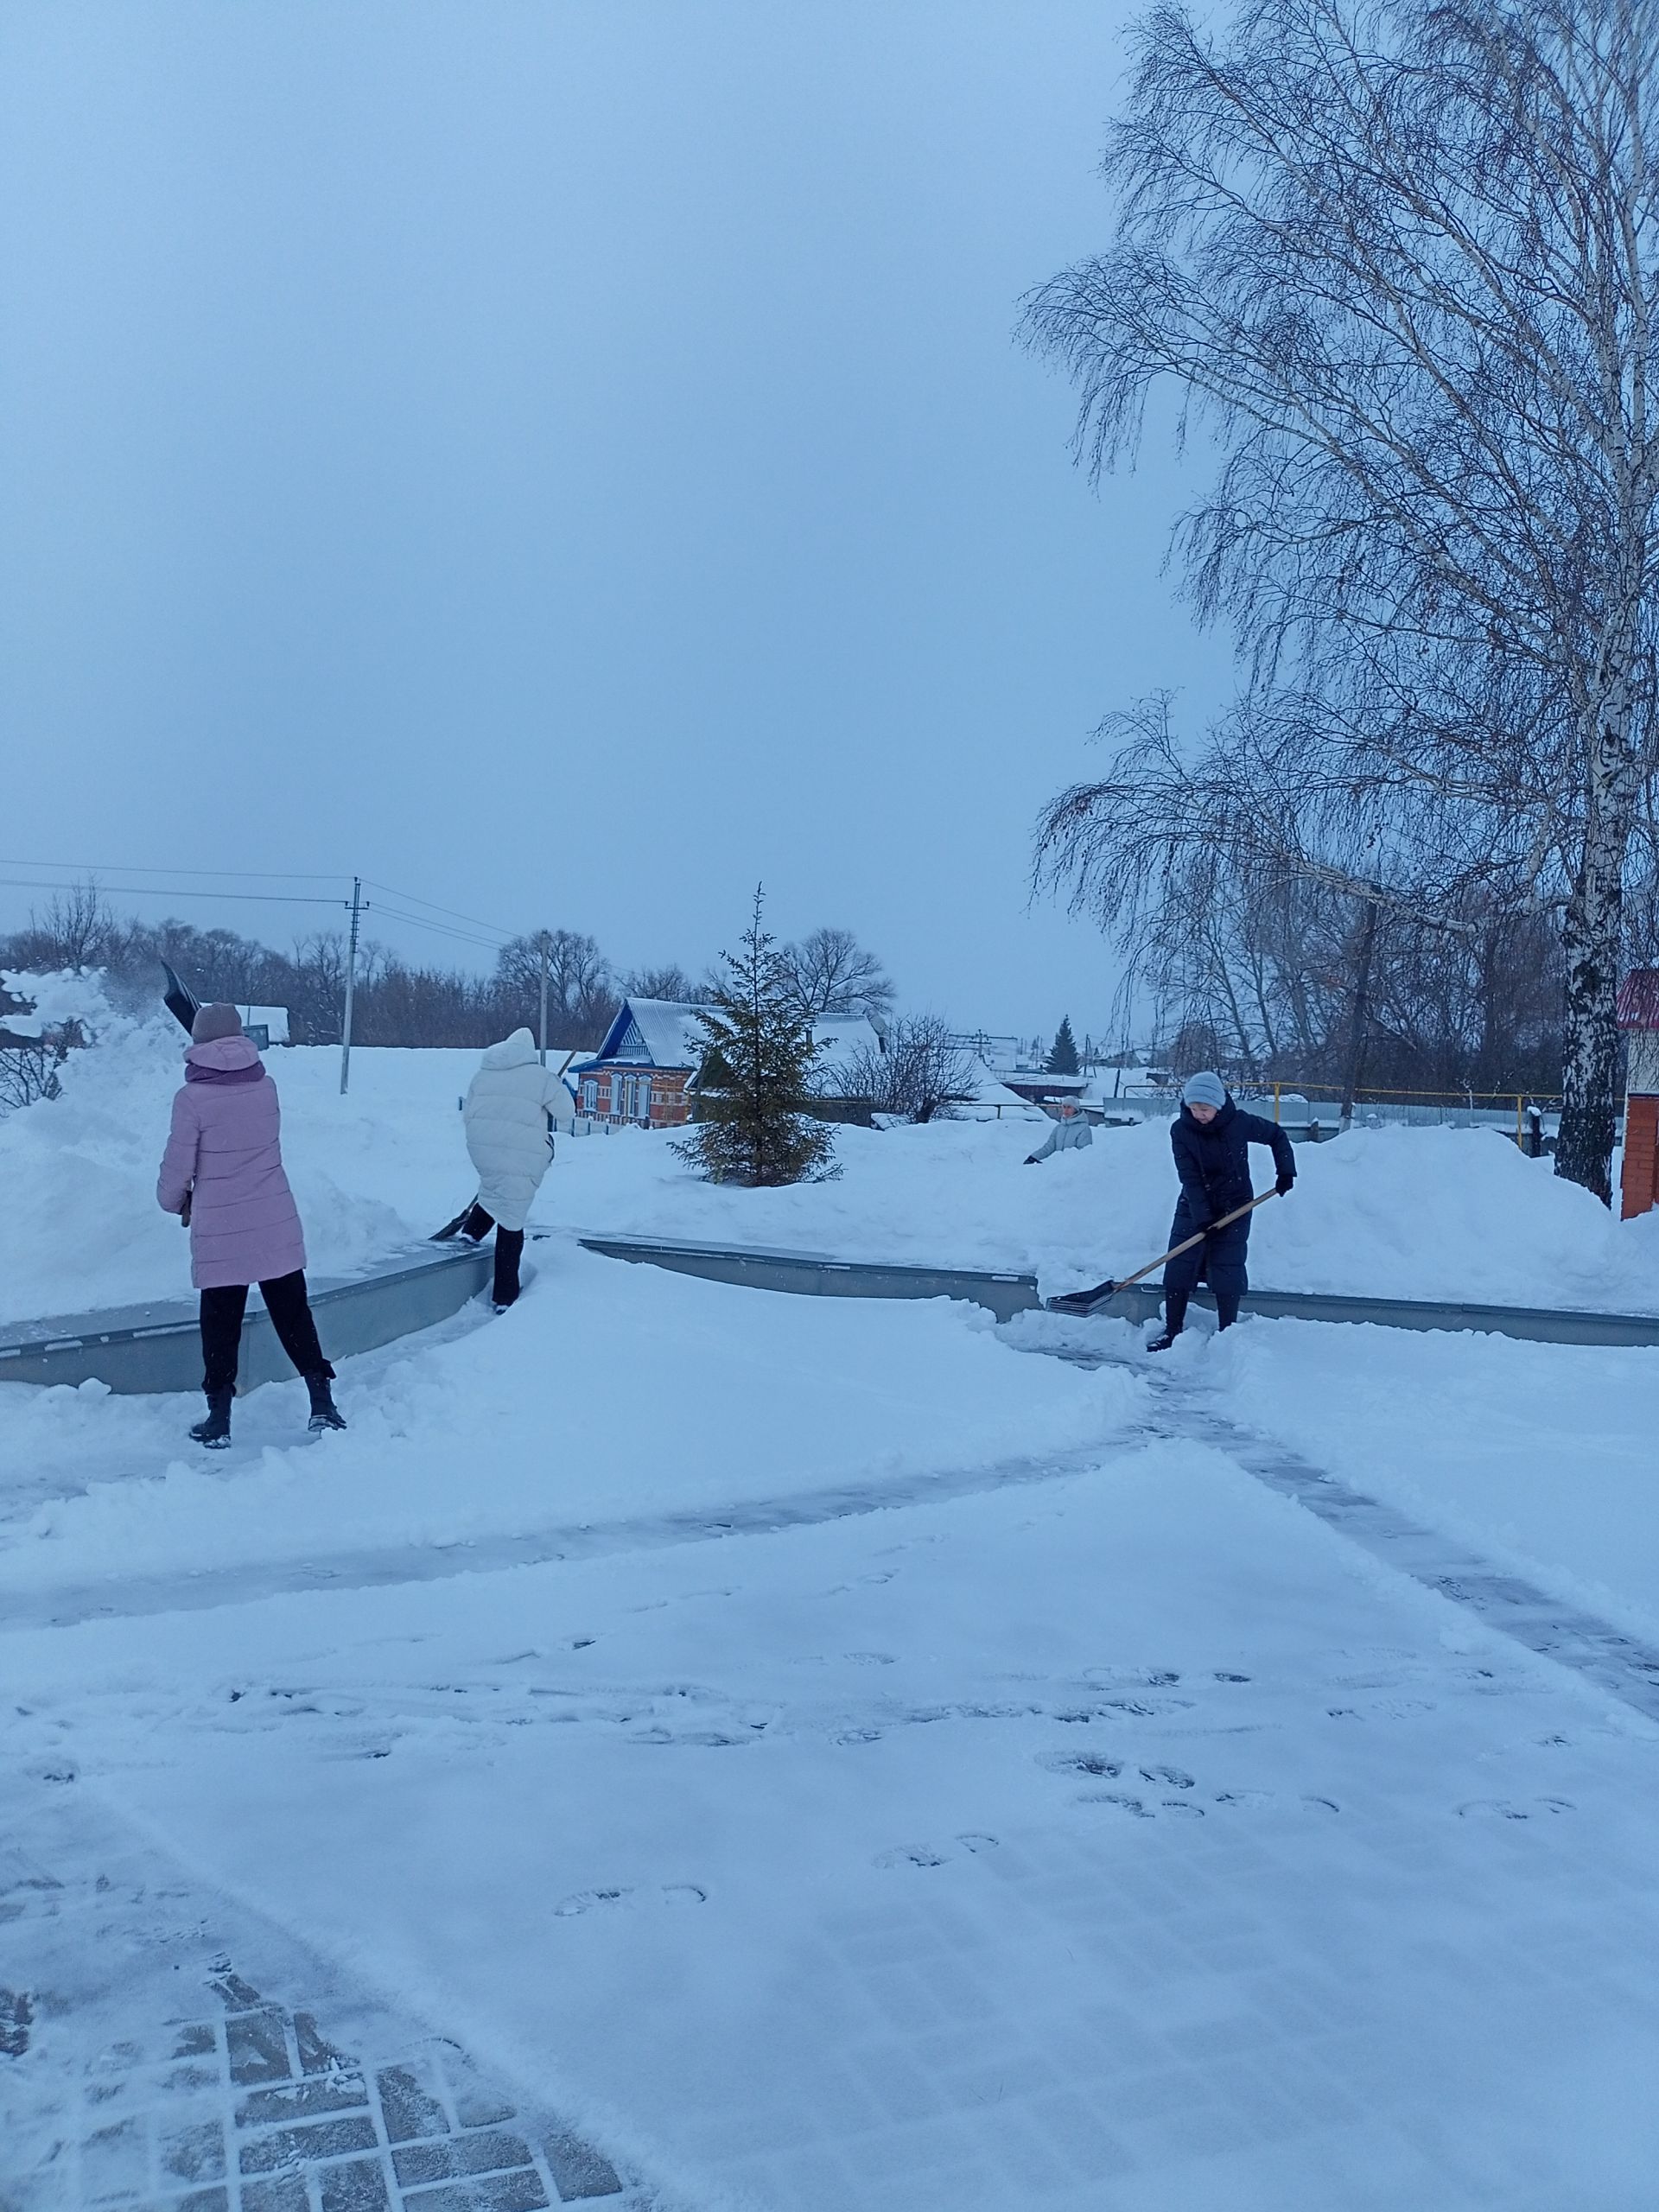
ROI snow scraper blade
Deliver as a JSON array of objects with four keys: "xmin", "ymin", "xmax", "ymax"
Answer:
[
  {"xmin": 161, "ymin": 961, "xmax": 200, "ymax": 1036},
  {"xmin": 1046, "ymin": 1278, "xmax": 1121, "ymax": 1317},
  {"xmin": 1043, "ymin": 1189, "xmax": 1281, "ymax": 1319}
]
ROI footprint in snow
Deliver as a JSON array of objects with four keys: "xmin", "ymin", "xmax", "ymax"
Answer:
[
  {"xmin": 1079, "ymin": 1792, "xmax": 1204, "ymax": 1821},
  {"xmin": 1139, "ymin": 1764, "xmax": 1195, "ymax": 1789},
  {"xmin": 874, "ymin": 1834, "xmax": 999, "ymax": 1872},
  {"xmin": 1043, "ymin": 1751, "xmax": 1124, "ymax": 1779},
  {"xmin": 1212, "ymin": 1790, "xmax": 1341, "ymax": 1815},
  {"xmin": 555, "ymin": 1884, "xmax": 707, "ymax": 1916},
  {"xmin": 629, "ymin": 1727, "xmax": 755, "ymax": 1747},
  {"xmin": 1456, "ymin": 1797, "xmax": 1575, "ymax": 1821}
]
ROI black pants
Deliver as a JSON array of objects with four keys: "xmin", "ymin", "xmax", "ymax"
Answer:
[
  {"xmin": 1163, "ymin": 1198, "xmax": 1248, "ymax": 1334},
  {"xmin": 200, "ymin": 1271, "xmax": 334, "ymax": 1395},
  {"xmin": 463, "ymin": 1205, "xmax": 524, "ymax": 1305}
]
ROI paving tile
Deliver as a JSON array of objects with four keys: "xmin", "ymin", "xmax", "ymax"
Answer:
[
  {"xmin": 240, "ymin": 2181, "xmax": 310, "ymax": 2212},
  {"xmin": 240, "ymin": 2116, "xmax": 382, "ymax": 2175},
  {"xmin": 377, "ymin": 2066, "xmax": 451, "ymax": 2145},
  {"xmin": 226, "ymin": 2012, "xmax": 291, "ymax": 2088},
  {"xmin": 80, "ymin": 2116, "xmax": 149, "ymax": 2202},
  {"xmin": 156, "ymin": 2120, "xmax": 226, "ymax": 2186},
  {"xmin": 392, "ymin": 2134, "xmax": 535, "ymax": 2189},
  {"xmin": 318, "ymin": 2157, "xmax": 395, "ymax": 2212},
  {"xmin": 238, "ymin": 2073, "xmax": 372, "ymax": 2129},
  {"xmin": 541, "ymin": 2127, "xmax": 624, "ymax": 2202},
  {"xmin": 296, "ymin": 2013, "xmax": 354, "ymax": 2076},
  {"xmin": 399, "ymin": 2173, "xmax": 549, "ymax": 2212}
]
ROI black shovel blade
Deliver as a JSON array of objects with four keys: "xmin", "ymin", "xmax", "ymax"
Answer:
[
  {"xmin": 1045, "ymin": 1278, "xmax": 1120, "ymax": 1317},
  {"xmin": 160, "ymin": 960, "xmax": 200, "ymax": 1036}
]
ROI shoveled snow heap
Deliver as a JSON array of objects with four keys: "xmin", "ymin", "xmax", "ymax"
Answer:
[{"xmin": 1, "ymin": 1008, "xmax": 1656, "ymax": 1325}]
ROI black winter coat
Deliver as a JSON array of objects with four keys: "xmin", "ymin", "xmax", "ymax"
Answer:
[
  {"xmin": 1169, "ymin": 1096, "xmax": 1295, "ymax": 1229},
  {"xmin": 1164, "ymin": 1096, "xmax": 1294, "ymax": 1299}
]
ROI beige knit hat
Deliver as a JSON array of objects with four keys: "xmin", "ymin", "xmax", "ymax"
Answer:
[{"xmin": 191, "ymin": 1003, "xmax": 244, "ymax": 1044}]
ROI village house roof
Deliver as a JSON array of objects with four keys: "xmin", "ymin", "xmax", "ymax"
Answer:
[{"xmin": 574, "ymin": 998, "xmax": 885, "ymax": 1091}]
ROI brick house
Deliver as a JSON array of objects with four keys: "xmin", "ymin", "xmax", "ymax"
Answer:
[
  {"xmin": 571, "ymin": 997, "xmax": 883, "ymax": 1129},
  {"xmin": 1618, "ymin": 969, "xmax": 1659, "ymax": 1220}
]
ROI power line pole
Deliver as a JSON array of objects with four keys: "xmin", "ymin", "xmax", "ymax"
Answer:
[
  {"xmin": 537, "ymin": 930, "xmax": 550, "ymax": 1067},
  {"xmin": 340, "ymin": 875, "xmax": 363, "ymax": 1096}
]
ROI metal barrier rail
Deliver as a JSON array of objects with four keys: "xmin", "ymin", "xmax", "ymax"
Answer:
[
  {"xmin": 577, "ymin": 1234, "xmax": 1659, "ymax": 1349},
  {"xmin": 0, "ymin": 1243, "xmax": 493, "ymax": 1395}
]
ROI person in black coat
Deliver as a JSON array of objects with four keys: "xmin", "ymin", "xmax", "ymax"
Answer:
[{"xmin": 1153, "ymin": 1071, "xmax": 1295, "ymax": 1351}]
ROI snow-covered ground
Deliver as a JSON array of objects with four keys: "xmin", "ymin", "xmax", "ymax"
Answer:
[{"xmin": 5, "ymin": 1026, "xmax": 1659, "ymax": 2208}]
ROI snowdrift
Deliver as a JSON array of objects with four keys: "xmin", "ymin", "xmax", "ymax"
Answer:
[{"xmin": 3, "ymin": 1025, "xmax": 1658, "ymax": 1325}]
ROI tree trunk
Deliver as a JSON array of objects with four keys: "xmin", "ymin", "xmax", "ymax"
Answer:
[
  {"xmin": 1338, "ymin": 899, "xmax": 1379, "ymax": 1128},
  {"xmin": 1555, "ymin": 699, "xmax": 1638, "ymax": 1203}
]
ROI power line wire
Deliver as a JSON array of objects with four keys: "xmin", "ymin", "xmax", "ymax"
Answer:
[
  {"xmin": 365, "ymin": 904, "xmax": 508, "ymax": 957},
  {"xmin": 0, "ymin": 859, "xmax": 343, "ymax": 881},
  {"xmin": 0, "ymin": 877, "xmax": 346, "ymax": 907},
  {"xmin": 361, "ymin": 880, "xmax": 517, "ymax": 942}
]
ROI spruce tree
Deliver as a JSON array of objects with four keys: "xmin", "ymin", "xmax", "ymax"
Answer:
[
  {"xmin": 673, "ymin": 889, "xmax": 838, "ymax": 1186},
  {"xmin": 1046, "ymin": 1015, "xmax": 1080, "ymax": 1076}
]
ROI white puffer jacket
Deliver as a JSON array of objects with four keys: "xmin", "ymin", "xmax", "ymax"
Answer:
[{"xmin": 462, "ymin": 1030, "xmax": 568, "ymax": 1230}]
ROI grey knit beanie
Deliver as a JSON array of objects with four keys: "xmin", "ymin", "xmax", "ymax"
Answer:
[
  {"xmin": 191, "ymin": 1002, "xmax": 244, "ymax": 1044},
  {"xmin": 1181, "ymin": 1071, "xmax": 1227, "ymax": 1109}
]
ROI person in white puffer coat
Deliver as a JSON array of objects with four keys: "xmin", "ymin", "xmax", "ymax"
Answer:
[{"xmin": 460, "ymin": 1028, "xmax": 568, "ymax": 1308}]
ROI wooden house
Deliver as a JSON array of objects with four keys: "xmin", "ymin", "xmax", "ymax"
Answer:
[{"xmin": 571, "ymin": 997, "xmax": 884, "ymax": 1129}]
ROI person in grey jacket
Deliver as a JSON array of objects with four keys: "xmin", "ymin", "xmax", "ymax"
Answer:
[{"xmin": 1026, "ymin": 1099, "xmax": 1093, "ymax": 1164}]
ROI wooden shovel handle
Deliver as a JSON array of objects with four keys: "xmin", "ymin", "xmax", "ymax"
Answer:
[{"xmin": 1111, "ymin": 1187, "xmax": 1280, "ymax": 1294}]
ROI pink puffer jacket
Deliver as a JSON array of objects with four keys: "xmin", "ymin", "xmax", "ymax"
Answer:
[{"xmin": 156, "ymin": 1036, "xmax": 308, "ymax": 1289}]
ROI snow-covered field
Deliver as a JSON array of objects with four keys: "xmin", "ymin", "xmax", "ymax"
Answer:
[{"xmin": 5, "ymin": 1027, "xmax": 1659, "ymax": 2209}]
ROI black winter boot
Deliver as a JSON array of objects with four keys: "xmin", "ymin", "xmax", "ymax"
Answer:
[
  {"xmin": 306, "ymin": 1374, "xmax": 346, "ymax": 1433},
  {"xmin": 190, "ymin": 1388, "xmax": 233, "ymax": 1448},
  {"xmin": 1147, "ymin": 1289, "xmax": 1189, "ymax": 1353}
]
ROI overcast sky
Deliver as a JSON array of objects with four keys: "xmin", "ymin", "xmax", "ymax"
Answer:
[{"xmin": 0, "ymin": 1, "xmax": 1234, "ymax": 1041}]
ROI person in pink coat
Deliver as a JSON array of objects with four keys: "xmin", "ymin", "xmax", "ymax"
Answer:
[{"xmin": 156, "ymin": 1002, "xmax": 346, "ymax": 1447}]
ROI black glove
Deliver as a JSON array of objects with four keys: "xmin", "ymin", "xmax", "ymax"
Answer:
[{"xmin": 1275, "ymin": 1172, "xmax": 1294, "ymax": 1197}]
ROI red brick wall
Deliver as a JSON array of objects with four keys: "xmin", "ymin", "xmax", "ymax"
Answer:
[{"xmin": 1622, "ymin": 1095, "xmax": 1659, "ymax": 1220}]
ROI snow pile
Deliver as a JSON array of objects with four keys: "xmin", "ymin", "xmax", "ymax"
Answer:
[
  {"xmin": 3, "ymin": 1036, "xmax": 1657, "ymax": 1325},
  {"xmin": 542, "ymin": 1110, "xmax": 1659, "ymax": 1314},
  {"xmin": 0, "ymin": 1026, "xmax": 428, "ymax": 1325},
  {"xmin": 1, "ymin": 966, "xmax": 137, "ymax": 1040}
]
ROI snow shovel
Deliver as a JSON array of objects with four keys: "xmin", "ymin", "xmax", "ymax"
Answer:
[
  {"xmin": 161, "ymin": 960, "xmax": 200, "ymax": 1037},
  {"xmin": 1046, "ymin": 1188, "xmax": 1282, "ymax": 1317},
  {"xmin": 431, "ymin": 1198, "xmax": 480, "ymax": 1242}
]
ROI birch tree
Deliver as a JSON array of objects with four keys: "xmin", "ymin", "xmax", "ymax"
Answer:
[{"xmin": 1023, "ymin": 0, "xmax": 1659, "ymax": 1198}]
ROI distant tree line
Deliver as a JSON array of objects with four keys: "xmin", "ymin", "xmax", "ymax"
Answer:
[{"xmin": 0, "ymin": 885, "xmax": 895, "ymax": 1054}]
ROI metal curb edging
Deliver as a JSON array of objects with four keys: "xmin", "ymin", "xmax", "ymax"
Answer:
[
  {"xmin": 576, "ymin": 1233, "xmax": 1659, "ymax": 1349},
  {"xmin": 0, "ymin": 1243, "xmax": 493, "ymax": 1395}
]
